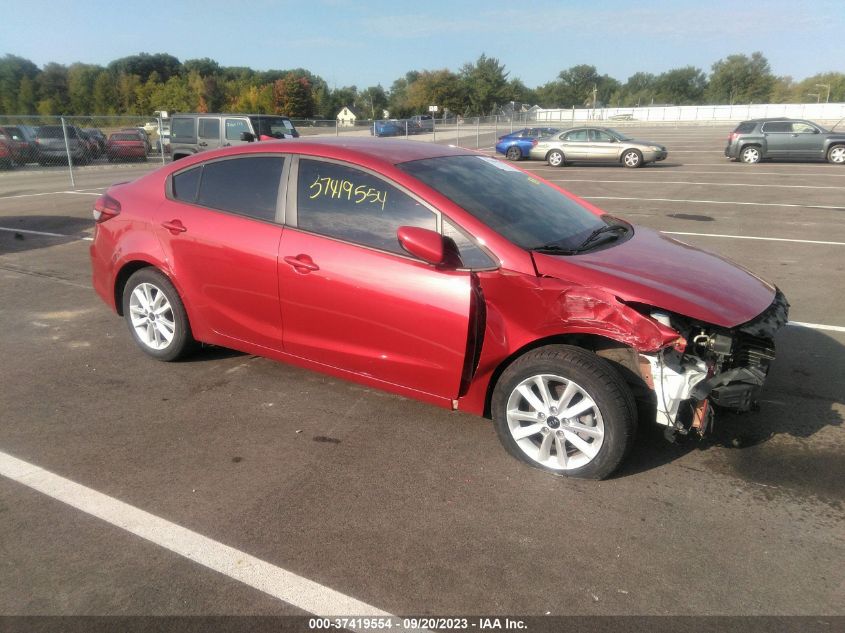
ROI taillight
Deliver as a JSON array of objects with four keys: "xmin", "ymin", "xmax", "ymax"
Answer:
[
  {"xmin": 93, "ymin": 194, "xmax": 121, "ymax": 222},
  {"xmin": 728, "ymin": 132, "xmax": 739, "ymax": 142}
]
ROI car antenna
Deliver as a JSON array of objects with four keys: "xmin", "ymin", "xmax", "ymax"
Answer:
[{"xmin": 830, "ymin": 117, "xmax": 844, "ymax": 132}]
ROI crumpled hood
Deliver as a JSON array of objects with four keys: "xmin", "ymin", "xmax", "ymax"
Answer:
[{"xmin": 532, "ymin": 226, "xmax": 776, "ymax": 328}]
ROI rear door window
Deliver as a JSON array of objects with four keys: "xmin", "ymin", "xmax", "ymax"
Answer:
[
  {"xmin": 172, "ymin": 156, "xmax": 285, "ymax": 221},
  {"xmin": 198, "ymin": 118, "xmax": 220, "ymax": 140},
  {"xmin": 761, "ymin": 121, "xmax": 791, "ymax": 133}
]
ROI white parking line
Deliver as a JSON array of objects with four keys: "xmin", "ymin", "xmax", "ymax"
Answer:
[
  {"xmin": 526, "ymin": 167, "xmax": 845, "ymax": 177},
  {"xmin": 0, "ymin": 226, "xmax": 93, "ymax": 241},
  {"xmin": 549, "ymin": 179, "xmax": 845, "ymax": 190},
  {"xmin": 0, "ymin": 450, "xmax": 401, "ymax": 628},
  {"xmin": 584, "ymin": 196, "xmax": 845, "ymax": 211},
  {"xmin": 789, "ymin": 321, "xmax": 845, "ymax": 333},
  {"xmin": 663, "ymin": 231, "xmax": 845, "ymax": 246},
  {"xmin": 0, "ymin": 190, "xmax": 102, "ymax": 200}
]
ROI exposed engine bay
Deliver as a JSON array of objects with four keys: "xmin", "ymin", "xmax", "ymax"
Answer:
[{"xmin": 637, "ymin": 289, "xmax": 789, "ymax": 436}]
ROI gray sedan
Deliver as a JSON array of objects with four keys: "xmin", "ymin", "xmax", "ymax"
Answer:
[{"xmin": 529, "ymin": 127, "xmax": 668, "ymax": 168}]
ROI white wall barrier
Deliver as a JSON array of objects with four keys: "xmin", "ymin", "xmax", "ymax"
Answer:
[{"xmin": 533, "ymin": 102, "xmax": 845, "ymax": 124}]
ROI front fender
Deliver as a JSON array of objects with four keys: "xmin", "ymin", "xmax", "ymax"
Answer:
[{"xmin": 458, "ymin": 270, "xmax": 679, "ymax": 415}]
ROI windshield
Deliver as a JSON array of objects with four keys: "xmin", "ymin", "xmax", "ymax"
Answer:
[
  {"xmin": 605, "ymin": 128, "xmax": 631, "ymax": 140},
  {"xmin": 398, "ymin": 155, "xmax": 605, "ymax": 250},
  {"xmin": 249, "ymin": 116, "xmax": 297, "ymax": 138}
]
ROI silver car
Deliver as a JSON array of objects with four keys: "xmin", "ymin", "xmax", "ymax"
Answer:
[{"xmin": 529, "ymin": 127, "xmax": 668, "ymax": 168}]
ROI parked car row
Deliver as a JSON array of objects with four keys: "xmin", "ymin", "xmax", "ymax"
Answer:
[
  {"xmin": 0, "ymin": 124, "xmax": 162, "ymax": 168},
  {"xmin": 495, "ymin": 118, "xmax": 845, "ymax": 168},
  {"xmin": 371, "ymin": 115, "xmax": 434, "ymax": 137},
  {"xmin": 497, "ymin": 126, "xmax": 668, "ymax": 168}
]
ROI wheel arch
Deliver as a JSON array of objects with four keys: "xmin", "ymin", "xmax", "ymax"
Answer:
[
  {"xmin": 481, "ymin": 333, "xmax": 644, "ymax": 418},
  {"xmin": 114, "ymin": 260, "xmax": 159, "ymax": 316}
]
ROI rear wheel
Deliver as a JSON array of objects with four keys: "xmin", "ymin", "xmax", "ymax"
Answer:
[
  {"xmin": 827, "ymin": 144, "xmax": 845, "ymax": 164},
  {"xmin": 547, "ymin": 149, "xmax": 565, "ymax": 167},
  {"xmin": 622, "ymin": 149, "xmax": 643, "ymax": 168},
  {"xmin": 741, "ymin": 145, "xmax": 761, "ymax": 164},
  {"xmin": 122, "ymin": 268, "xmax": 195, "ymax": 361},
  {"xmin": 505, "ymin": 146, "xmax": 522, "ymax": 161},
  {"xmin": 491, "ymin": 345, "xmax": 637, "ymax": 479}
]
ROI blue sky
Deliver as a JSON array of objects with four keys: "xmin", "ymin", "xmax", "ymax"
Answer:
[{"xmin": 2, "ymin": 0, "xmax": 843, "ymax": 88}]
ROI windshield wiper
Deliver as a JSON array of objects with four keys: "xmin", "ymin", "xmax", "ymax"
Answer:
[
  {"xmin": 532, "ymin": 242, "xmax": 578, "ymax": 255},
  {"xmin": 575, "ymin": 223, "xmax": 629, "ymax": 251}
]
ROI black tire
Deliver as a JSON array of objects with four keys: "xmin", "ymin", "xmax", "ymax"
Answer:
[
  {"xmin": 491, "ymin": 345, "xmax": 637, "ymax": 480},
  {"xmin": 826, "ymin": 144, "xmax": 845, "ymax": 165},
  {"xmin": 122, "ymin": 268, "xmax": 196, "ymax": 362},
  {"xmin": 547, "ymin": 149, "xmax": 565, "ymax": 167},
  {"xmin": 740, "ymin": 145, "xmax": 762, "ymax": 164},
  {"xmin": 505, "ymin": 146, "xmax": 522, "ymax": 161},
  {"xmin": 622, "ymin": 149, "xmax": 643, "ymax": 168}
]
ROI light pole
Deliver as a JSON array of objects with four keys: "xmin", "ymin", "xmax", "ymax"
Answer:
[
  {"xmin": 807, "ymin": 92, "xmax": 820, "ymax": 103},
  {"xmin": 815, "ymin": 83, "xmax": 831, "ymax": 103}
]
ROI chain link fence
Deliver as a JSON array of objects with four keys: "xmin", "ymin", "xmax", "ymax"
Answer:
[{"xmin": 1, "ymin": 111, "xmax": 542, "ymax": 190}]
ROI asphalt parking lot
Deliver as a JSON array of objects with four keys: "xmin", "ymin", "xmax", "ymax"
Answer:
[{"xmin": 1, "ymin": 125, "xmax": 843, "ymax": 624}]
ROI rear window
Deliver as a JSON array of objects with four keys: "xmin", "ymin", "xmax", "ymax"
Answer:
[
  {"xmin": 734, "ymin": 121, "xmax": 757, "ymax": 133},
  {"xmin": 111, "ymin": 133, "xmax": 141, "ymax": 142},
  {"xmin": 37, "ymin": 126, "xmax": 65, "ymax": 139}
]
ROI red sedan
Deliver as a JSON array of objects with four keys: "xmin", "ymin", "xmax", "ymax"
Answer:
[
  {"xmin": 90, "ymin": 139, "xmax": 788, "ymax": 479},
  {"xmin": 106, "ymin": 132, "xmax": 147, "ymax": 162}
]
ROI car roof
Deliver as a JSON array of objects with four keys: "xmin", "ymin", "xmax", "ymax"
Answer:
[{"xmin": 187, "ymin": 137, "xmax": 478, "ymax": 166}]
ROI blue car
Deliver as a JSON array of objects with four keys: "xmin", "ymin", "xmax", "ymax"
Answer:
[
  {"xmin": 372, "ymin": 120, "xmax": 405, "ymax": 137},
  {"xmin": 495, "ymin": 127, "xmax": 561, "ymax": 161}
]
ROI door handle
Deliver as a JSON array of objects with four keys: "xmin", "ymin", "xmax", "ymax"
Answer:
[
  {"xmin": 161, "ymin": 220, "xmax": 187, "ymax": 234},
  {"xmin": 198, "ymin": 142, "xmax": 208, "ymax": 147},
  {"xmin": 283, "ymin": 255, "xmax": 319, "ymax": 273}
]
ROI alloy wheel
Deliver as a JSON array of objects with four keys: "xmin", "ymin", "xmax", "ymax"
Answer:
[{"xmin": 505, "ymin": 373, "xmax": 605, "ymax": 471}]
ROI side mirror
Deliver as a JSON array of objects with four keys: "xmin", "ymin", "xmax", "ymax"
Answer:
[
  {"xmin": 397, "ymin": 226, "xmax": 462, "ymax": 268},
  {"xmin": 240, "ymin": 131, "xmax": 256, "ymax": 142}
]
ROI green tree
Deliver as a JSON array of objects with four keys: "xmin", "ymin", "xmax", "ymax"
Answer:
[
  {"xmin": 614, "ymin": 72, "xmax": 655, "ymax": 106},
  {"xmin": 537, "ymin": 65, "xmax": 617, "ymax": 108},
  {"xmin": 183, "ymin": 58, "xmax": 221, "ymax": 77},
  {"xmin": 460, "ymin": 54, "xmax": 511, "ymax": 116},
  {"xmin": 0, "ymin": 54, "xmax": 39, "ymax": 113},
  {"xmin": 108, "ymin": 53, "xmax": 182, "ymax": 82},
  {"xmin": 706, "ymin": 52, "xmax": 774, "ymax": 104},
  {"xmin": 404, "ymin": 70, "xmax": 465, "ymax": 115},
  {"xmin": 793, "ymin": 72, "xmax": 845, "ymax": 103},
  {"xmin": 652, "ymin": 66, "xmax": 707, "ymax": 104},
  {"xmin": 67, "ymin": 63, "xmax": 102, "ymax": 114},
  {"xmin": 116, "ymin": 73, "xmax": 141, "ymax": 113},
  {"xmin": 359, "ymin": 85, "xmax": 388, "ymax": 119},
  {"xmin": 37, "ymin": 63, "xmax": 70, "ymax": 114},
  {"xmin": 92, "ymin": 71, "xmax": 117, "ymax": 114},
  {"xmin": 17, "ymin": 76, "xmax": 37, "ymax": 114}
]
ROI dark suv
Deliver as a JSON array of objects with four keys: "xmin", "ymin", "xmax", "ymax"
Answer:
[{"xmin": 725, "ymin": 118, "xmax": 845, "ymax": 164}]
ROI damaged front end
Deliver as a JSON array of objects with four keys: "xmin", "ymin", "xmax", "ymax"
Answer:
[{"xmin": 637, "ymin": 289, "xmax": 789, "ymax": 437}]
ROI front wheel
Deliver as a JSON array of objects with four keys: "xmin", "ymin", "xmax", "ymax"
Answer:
[
  {"xmin": 122, "ymin": 268, "xmax": 195, "ymax": 361},
  {"xmin": 827, "ymin": 144, "xmax": 845, "ymax": 164},
  {"xmin": 491, "ymin": 345, "xmax": 636, "ymax": 479},
  {"xmin": 547, "ymin": 149, "xmax": 565, "ymax": 167},
  {"xmin": 622, "ymin": 149, "xmax": 643, "ymax": 168},
  {"xmin": 505, "ymin": 146, "xmax": 522, "ymax": 161}
]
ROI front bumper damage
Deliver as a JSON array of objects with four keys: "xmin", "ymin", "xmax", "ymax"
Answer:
[{"xmin": 639, "ymin": 289, "xmax": 788, "ymax": 436}]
